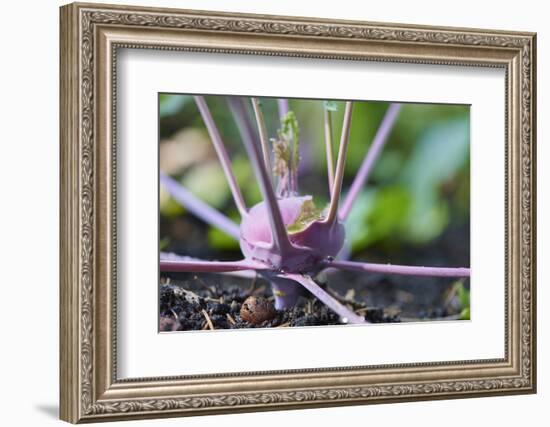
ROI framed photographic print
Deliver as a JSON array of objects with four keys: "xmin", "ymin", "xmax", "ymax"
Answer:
[{"xmin": 59, "ymin": 2, "xmax": 537, "ymax": 423}]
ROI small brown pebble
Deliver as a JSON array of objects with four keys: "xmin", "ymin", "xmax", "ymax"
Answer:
[{"xmin": 240, "ymin": 296, "xmax": 276, "ymax": 325}]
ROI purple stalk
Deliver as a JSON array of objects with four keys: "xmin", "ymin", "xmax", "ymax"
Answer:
[
  {"xmin": 226, "ymin": 97, "xmax": 260, "ymax": 158},
  {"xmin": 193, "ymin": 96, "xmax": 248, "ymax": 217},
  {"xmin": 160, "ymin": 258, "xmax": 268, "ymax": 273},
  {"xmin": 227, "ymin": 97, "xmax": 293, "ymax": 254},
  {"xmin": 325, "ymin": 101, "xmax": 354, "ymax": 225},
  {"xmin": 244, "ymin": 99, "xmax": 294, "ymax": 255},
  {"xmin": 281, "ymin": 273, "xmax": 366, "ymax": 324},
  {"xmin": 160, "ymin": 252, "xmax": 258, "ymax": 279},
  {"xmin": 251, "ymin": 98, "xmax": 272, "ymax": 176},
  {"xmin": 324, "ymin": 108, "xmax": 335, "ymax": 197},
  {"xmin": 160, "ymin": 173, "xmax": 240, "ymax": 239},
  {"xmin": 277, "ymin": 98, "xmax": 289, "ymax": 119},
  {"xmin": 339, "ymin": 103, "xmax": 402, "ymax": 221},
  {"xmin": 326, "ymin": 259, "xmax": 470, "ymax": 278}
]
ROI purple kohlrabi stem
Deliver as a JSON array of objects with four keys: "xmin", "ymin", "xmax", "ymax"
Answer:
[
  {"xmin": 193, "ymin": 96, "xmax": 248, "ymax": 217},
  {"xmin": 277, "ymin": 98, "xmax": 289, "ymax": 119},
  {"xmin": 240, "ymin": 98, "xmax": 294, "ymax": 255},
  {"xmin": 160, "ymin": 173, "xmax": 240, "ymax": 239},
  {"xmin": 325, "ymin": 101, "xmax": 354, "ymax": 225},
  {"xmin": 251, "ymin": 98, "xmax": 272, "ymax": 176},
  {"xmin": 160, "ymin": 252, "xmax": 258, "ymax": 279},
  {"xmin": 326, "ymin": 259, "xmax": 470, "ymax": 278},
  {"xmin": 160, "ymin": 258, "xmax": 268, "ymax": 273},
  {"xmin": 324, "ymin": 108, "xmax": 335, "ymax": 197},
  {"xmin": 226, "ymin": 96, "xmax": 259, "ymax": 156},
  {"xmin": 228, "ymin": 96, "xmax": 301, "ymax": 262},
  {"xmin": 339, "ymin": 103, "xmax": 402, "ymax": 221},
  {"xmin": 281, "ymin": 273, "xmax": 366, "ymax": 324}
]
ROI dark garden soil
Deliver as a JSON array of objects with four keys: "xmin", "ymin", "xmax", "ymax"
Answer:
[
  {"xmin": 159, "ymin": 278, "xmax": 402, "ymax": 332},
  {"xmin": 160, "ymin": 215, "xmax": 470, "ymax": 332}
]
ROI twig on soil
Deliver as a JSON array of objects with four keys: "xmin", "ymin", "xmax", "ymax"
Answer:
[
  {"xmin": 277, "ymin": 322, "xmax": 291, "ymax": 328},
  {"xmin": 201, "ymin": 309, "xmax": 215, "ymax": 330},
  {"xmin": 226, "ymin": 313, "xmax": 236, "ymax": 326}
]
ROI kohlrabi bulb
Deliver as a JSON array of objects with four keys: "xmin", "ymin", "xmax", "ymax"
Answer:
[{"xmin": 239, "ymin": 196, "xmax": 345, "ymax": 272}]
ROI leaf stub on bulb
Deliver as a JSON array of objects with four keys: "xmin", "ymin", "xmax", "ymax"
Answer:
[{"xmin": 286, "ymin": 198, "xmax": 325, "ymax": 234}]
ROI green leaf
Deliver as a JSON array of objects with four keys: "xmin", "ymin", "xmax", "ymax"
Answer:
[
  {"xmin": 401, "ymin": 117, "xmax": 469, "ymax": 243},
  {"xmin": 366, "ymin": 186, "xmax": 411, "ymax": 242},
  {"xmin": 402, "ymin": 118, "xmax": 470, "ymax": 189},
  {"xmin": 208, "ymin": 226, "xmax": 240, "ymax": 250},
  {"xmin": 344, "ymin": 190, "xmax": 376, "ymax": 252},
  {"xmin": 182, "ymin": 162, "xmax": 229, "ymax": 209},
  {"xmin": 405, "ymin": 196, "xmax": 450, "ymax": 242},
  {"xmin": 344, "ymin": 186, "xmax": 411, "ymax": 252},
  {"xmin": 456, "ymin": 282, "xmax": 470, "ymax": 309},
  {"xmin": 159, "ymin": 237, "xmax": 170, "ymax": 251},
  {"xmin": 370, "ymin": 149, "xmax": 403, "ymax": 182},
  {"xmin": 159, "ymin": 185, "xmax": 186, "ymax": 217},
  {"xmin": 345, "ymin": 102, "xmax": 388, "ymax": 174},
  {"xmin": 159, "ymin": 94, "xmax": 189, "ymax": 117},
  {"xmin": 208, "ymin": 209, "xmax": 241, "ymax": 250},
  {"xmin": 231, "ymin": 155, "xmax": 262, "ymax": 206},
  {"xmin": 451, "ymin": 280, "xmax": 470, "ymax": 320},
  {"xmin": 459, "ymin": 307, "xmax": 471, "ymax": 320},
  {"xmin": 395, "ymin": 103, "xmax": 470, "ymax": 147}
]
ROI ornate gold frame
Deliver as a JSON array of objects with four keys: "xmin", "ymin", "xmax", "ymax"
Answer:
[{"xmin": 59, "ymin": 2, "xmax": 537, "ymax": 423}]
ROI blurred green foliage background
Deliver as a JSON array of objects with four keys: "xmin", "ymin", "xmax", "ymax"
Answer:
[{"xmin": 159, "ymin": 94, "xmax": 469, "ymax": 257}]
